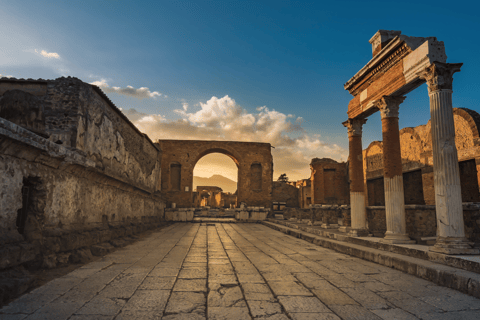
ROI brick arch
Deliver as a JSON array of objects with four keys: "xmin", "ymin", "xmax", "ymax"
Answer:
[
  {"xmin": 453, "ymin": 108, "xmax": 480, "ymax": 151},
  {"xmin": 399, "ymin": 127, "xmax": 423, "ymax": 165},
  {"xmin": 365, "ymin": 141, "xmax": 384, "ymax": 173},
  {"xmin": 157, "ymin": 140, "xmax": 273, "ymax": 208},
  {"xmin": 192, "ymin": 147, "xmax": 241, "ymax": 168}
]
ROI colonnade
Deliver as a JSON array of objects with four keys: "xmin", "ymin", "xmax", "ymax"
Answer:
[{"xmin": 344, "ymin": 62, "xmax": 478, "ymax": 254}]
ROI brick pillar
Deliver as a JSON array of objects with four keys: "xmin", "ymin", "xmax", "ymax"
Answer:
[
  {"xmin": 343, "ymin": 118, "xmax": 368, "ymax": 236},
  {"xmin": 374, "ymin": 96, "xmax": 415, "ymax": 244},
  {"xmin": 418, "ymin": 62, "xmax": 479, "ymax": 254}
]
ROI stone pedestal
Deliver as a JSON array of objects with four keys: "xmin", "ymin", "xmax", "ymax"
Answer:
[
  {"xmin": 343, "ymin": 119, "xmax": 369, "ymax": 237},
  {"xmin": 419, "ymin": 62, "xmax": 479, "ymax": 254},
  {"xmin": 375, "ymin": 96, "xmax": 415, "ymax": 244}
]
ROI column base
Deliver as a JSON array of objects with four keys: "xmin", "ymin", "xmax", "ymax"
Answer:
[
  {"xmin": 429, "ymin": 237, "xmax": 480, "ymax": 255},
  {"xmin": 381, "ymin": 232, "xmax": 416, "ymax": 244},
  {"xmin": 348, "ymin": 228, "xmax": 369, "ymax": 237}
]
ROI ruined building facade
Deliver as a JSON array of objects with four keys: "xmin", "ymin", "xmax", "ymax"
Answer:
[{"xmin": 0, "ymin": 77, "xmax": 165, "ymax": 270}]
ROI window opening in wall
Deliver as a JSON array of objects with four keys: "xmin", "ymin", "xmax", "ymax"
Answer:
[
  {"xmin": 403, "ymin": 170, "xmax": 425, "ymax": 205},
  {"xmin": 16, "ymin": 181, "xmax": 31, "ymax": 234},
  {"xmin": 170, "ymin": 162, "xmax": 182, "ymax": 191},
  {"xmin": 459, "ymin": 159, "xmax": 480, "ymax": 202},
  {"xmin": 251, "ymin": 163, "xmax": 262, "ymax": 191},
  {"xmin": 367, "ymin": 177, "xmax": 385, "ymax": 206},
  {"xmin": 16, "ymin": 177, "xmax": 44, "ymax": 235}
]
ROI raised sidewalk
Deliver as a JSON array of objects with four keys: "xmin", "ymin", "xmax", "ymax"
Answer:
[{"xmin": 262, "ymin": 218, "xmax": 480, "ymax": 299}]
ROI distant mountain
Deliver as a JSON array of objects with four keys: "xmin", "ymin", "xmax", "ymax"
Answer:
[{"xmin": 193, "ymin": 175, "xmax": 237, "ymax": 193}]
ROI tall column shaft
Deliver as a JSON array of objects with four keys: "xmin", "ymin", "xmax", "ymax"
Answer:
[
  {"xmin": 343, "ymin": 119, "xmax": 367, "ymax": 236},
  {"xmin": 376, "ymin": 96, "xmax": 413, "ymax": 244},
  {"xmin": 349, "ymin": 135, "xmax": 366, "ymax": 230},
  {"xmin": 418, "ymin": 61, "xmax": 478, "ymax": 254},
  {"xmin": 430, "ymin": 90, "xmax": 464, "ymax": 237}
]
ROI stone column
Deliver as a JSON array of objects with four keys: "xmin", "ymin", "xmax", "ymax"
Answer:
[
  {"xmin": 418, "ymin": 62, "xmax": 479, "ymax": 254},
  {"xmin": 343, "ymin": 118, "xmax": 368, "ymax": 236},
  {"xmin": 375, "ymin": 96, "xmax": 414, "ymax": 244}
]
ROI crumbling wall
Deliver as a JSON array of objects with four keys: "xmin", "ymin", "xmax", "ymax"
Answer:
[
  {"xmin": 310, "ymin": 158, "xmax": 349, "ymax": 205},
  {"xmin": 363, "ymin": 108, "xmax": 480, "ymax": 206},
  {"xmin": 0, "ymin": 77, "xmax": 166, "ymax": 271},
  {"xmin": 272, "ymin": 181, "xmax": 299, "ymax": 208}
]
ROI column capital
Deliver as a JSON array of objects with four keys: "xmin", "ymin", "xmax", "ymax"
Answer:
[
  {"xmin": 417, "ymin": 61, "xmax": 463, "ymax": 94},
  {"xmin": 373, "ymin": 96, "xmax": 406, "ymax": 119},
  {"xmin": 343, "ymin": 118, "xmax": 367, "ymax": 137}
]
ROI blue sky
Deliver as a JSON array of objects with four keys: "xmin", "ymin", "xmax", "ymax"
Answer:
[{"xmin": 1, "ymin": 0, "xmax": 479, "ymax": 181}]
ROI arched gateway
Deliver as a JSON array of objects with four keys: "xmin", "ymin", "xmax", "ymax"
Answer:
[{"xmin": 156, "ymin": 140, "xmax": 273, "ymax": 208}]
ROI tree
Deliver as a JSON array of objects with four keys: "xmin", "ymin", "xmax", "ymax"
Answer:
[{"xmin": 277, "ymin": 173, "xmax": 289, "ymax": 182}]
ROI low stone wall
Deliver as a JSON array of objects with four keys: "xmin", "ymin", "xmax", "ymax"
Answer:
[
  {"xmin": 235, "ymin": 207, "xmax": 269, "ymax": 221},
  {"xmin": 165, "ymin": 208, "xmax": 195, "ymax": 221},
  {"xmin": 366, "ymin": 204, "xmax": 480, "ymax": 244}
]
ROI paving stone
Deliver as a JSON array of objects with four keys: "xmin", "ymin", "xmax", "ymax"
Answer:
[
  {"xmin": 268, "ymin": 281, "xmax": 313, "ymax": 296},
  {"xmin": 237, "ymin": 273, "xmax": 265, "ymax": 284},
  {"xmin": 161, "ymin": 314, "xmax": 206, "ymax": 320},
  {"xmin": 149, "ymin": 267, "xmax": 180, "ymax": 277},
  {"xmin": 122, "ymin": 289, "xmax": 170, "ymax": 312},
  {"xmin": 207, "ymin": 307, "xmax": 251, "ymax": 320},
  {"xmin": 178, "ymin": 268, "xmax": 207, "ymax": 279},
  {"xmin": 243, "ymin": 292, "xmax": 276, "ymax": 302},
  {"xmin": 341, "ymin": 287, "xmax": 391, "ymax": 310},
  {"xmin": 173, "ymin": 279, "xmax": 207, "ymax": 292},
  {"xmin": 370, "ymin": 308, "xmax": 419, "ymax": 320},
  {"xmin": 0, "ymin": 293, "xmax": 59, "ymax": 314},
  {"xmin": 262, "ymin": 272, "xmax": 297, "ymax": 282},
  {"xmin": 139, "ymin": 277, "xmax": 176, "ymax": 290},
  {"xmin": 97, "ymin": 273, "xmax": 146, "ymax": 299},
  {"xmin": 312, "ymin": 289, "xmax": 359, "ymax": 306},
  {"xmin": 208, "ymin": 284, "xmax": 246, "ymax": 307},
  {"xmin": 328, "ymin": 305, "xmax": 382, "ymax": 320},
  {"xmin": 387, "ymin": 298, "xmax": 442, "ymax": 318},
  {"xmin": 0, "ymin": 315, "xmax": 27, "ymax": 320},
  {"xmin": 69, "ymin": 315, "xmax": 113, "ymax": 320},
  {"xmin": 75, "ymin": 296, "xmax": 126, "ymax": 315},
  {"xmin": 242, "ymin": 283, "xmax": 271, "ymax": 294},
  {"xmin": 289, "ymin": 313, "xmax": 341, "ymax": 320},
  {"xmin": 164, "ymin": 292, "xmax": 206, "ymax": 315},
  {"xmin": 419, "ymin": 294, "xmax": 480, "ymax": 311},
  {"xmin": 115, "ymin": 310, "xmax": 162, "ymax": 320},
  {"xmin": 277, "ymin": 296, "xmax": 329, "ymax": 313},
  {"xmin": 247, "ymin": 301, "xmax": 282, "ymax": 317},
  {"xmin": 24, "ymin": 299, "xmax": 85, "ymax": 320},
  {"xmin": 294, "ymin": 273, "xmax": 336, "ymax": 290}
]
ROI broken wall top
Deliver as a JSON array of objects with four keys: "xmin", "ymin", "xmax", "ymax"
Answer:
[{"xmin": 0, "ymin": 76, "xmax": 162, "ymax": 193}]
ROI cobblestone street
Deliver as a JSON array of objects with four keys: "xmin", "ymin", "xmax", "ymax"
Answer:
[{"xmin": 2, "ymin": 223, "xmax": 480, "ymax": 320}]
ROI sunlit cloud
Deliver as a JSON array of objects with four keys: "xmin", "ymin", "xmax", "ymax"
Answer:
[
  {"xmin": 91, "ymin": 79, "xmax": 161, "ymax": 99},
  {"xmin": 122, "ymin": 95, "xmax": 347, "ymax": 180},
  {"xmin": 0, "ymin": 74, "xmax": 13, "ymax": 78},
  {"xmin": 35, "ymin": 49, "xmax": 60, "ymax": 59}
]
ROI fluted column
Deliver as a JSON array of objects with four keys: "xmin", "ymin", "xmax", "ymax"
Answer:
[
  {"xmin": 343, "ymin": 118, "xmax": 368, "ymax": 236},
  {"xmin": 374, "ymin": 96, "xmax": 415, "ymax": 244},
  {"xmin": 418, "ymin": 62, "xmax": 479, "ymax": 254}
]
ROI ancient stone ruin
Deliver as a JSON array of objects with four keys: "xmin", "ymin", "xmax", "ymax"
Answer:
[{"xmin": 2, "ymin": 30, "xmax": 480, "ymax": 311}]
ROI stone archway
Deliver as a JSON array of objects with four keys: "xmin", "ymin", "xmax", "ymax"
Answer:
[{"xmin": 156, "ymin": 140, "xmax": 273, "ymax": 208}]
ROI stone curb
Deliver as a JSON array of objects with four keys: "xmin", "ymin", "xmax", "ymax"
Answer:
[
  {"xmin": 268, "ymin": 219, "xmax": 480, "ymax": 274},
  {"xmin": 261, "ymin": 220, "xmax": 480, "ymax": 299}
]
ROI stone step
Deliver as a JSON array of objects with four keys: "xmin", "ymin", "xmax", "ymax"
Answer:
[{"xmin": 262, "ymin": 220, "xmax": 480, "ymax": 299}]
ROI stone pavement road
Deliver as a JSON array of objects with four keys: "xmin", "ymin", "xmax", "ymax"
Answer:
[{"xmin": 1, "ymin": 223, "xmax": 480, "ymax": 320}]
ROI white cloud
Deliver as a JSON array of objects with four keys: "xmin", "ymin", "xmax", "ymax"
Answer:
[
  {"xmin": 0, "ymin": 74, "xmax": 13, "ymax": 78},
  {"xmin": 35, "ymin": 49, "xmax": 60, "ymax": 59},
  {"xmin": 122, "ymin": 95, "xmax": 347, "ymax": 181},
  {"xmin": 91, "ymin": 79, "xmax": 161, "ymax": 99}
]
